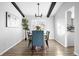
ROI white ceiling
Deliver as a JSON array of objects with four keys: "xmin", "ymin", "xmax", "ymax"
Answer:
[{"xmin": 16, "ymin": 2, "xmax": 51, "ymax": 17}]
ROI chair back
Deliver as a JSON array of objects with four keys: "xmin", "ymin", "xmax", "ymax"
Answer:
[
  {"xmin": 46, "ymin": 31, "xmax": 50, "ymax": 40},
  {"xmin": 32, "ymin": 31, "xmax": 44, "ymax": 47},
  {"xmin": 27, "ymin": 31, "xmax": 32, "ymax": 40}
]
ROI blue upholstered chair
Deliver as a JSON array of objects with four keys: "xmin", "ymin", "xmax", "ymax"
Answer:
[{"xmin": 32, "ymin": 31, "xmax": 44, "ymax": 50}]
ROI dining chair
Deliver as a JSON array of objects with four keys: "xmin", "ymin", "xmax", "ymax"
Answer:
[
  {"xmin": 28, "ymin": 32, "xmax": 32, "ymax": 48},
  {"xmin": 45, "ymin": 31, "xmax": 50, "ymax": 48},
  {"xmin": 32, "ymin": 31, "xmax": 44, "ymax": 50}
]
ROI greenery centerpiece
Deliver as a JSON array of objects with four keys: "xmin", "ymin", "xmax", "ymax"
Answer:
[
  {"xmin": 36, "ymin": 26, "xmax": 41, "ymax": 31},
  {"xmin": 22, "ymin": 16, "xmax": 29, "ymax": 40}
]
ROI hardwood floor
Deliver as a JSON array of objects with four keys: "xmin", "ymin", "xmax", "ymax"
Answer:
[{"xmin": 2, "ymin": 40, "xmax": 76, "ymax": 56}]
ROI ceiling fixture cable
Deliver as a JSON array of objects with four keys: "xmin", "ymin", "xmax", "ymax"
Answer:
[{"xmin": 35, "ymin": 3, "xmax": 42, "ymax": 17}]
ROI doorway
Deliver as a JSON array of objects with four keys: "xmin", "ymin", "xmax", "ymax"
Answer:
[{"xmin": 66, "ymin": 6, "xmax": 75, "ymax": 47}]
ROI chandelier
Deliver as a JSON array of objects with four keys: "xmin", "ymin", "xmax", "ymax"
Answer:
[{"xmin": 35, "ymin": 3, "xmax": 42, "ymax": 17}]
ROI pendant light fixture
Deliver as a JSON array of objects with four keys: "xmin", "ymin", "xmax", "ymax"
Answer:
[{"xmin": 35, "ymin": 3, "xmax": 42, "ymax": 17}]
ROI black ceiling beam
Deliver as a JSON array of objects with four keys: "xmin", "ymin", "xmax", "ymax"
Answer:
[
  {"xmin": 11, "ymin": 2, "xmax": 25, "ymax": 17},
  {"xmin": 47, "ymin": 2, "xmax": 56, "ymax": 17}
]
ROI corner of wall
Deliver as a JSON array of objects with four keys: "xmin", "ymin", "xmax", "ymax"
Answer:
[
  {"xmin": 55, "ymin": 39, "xmax": 67, "ymax": 47},
  {"xmin": 74, "ymin": 51, "xmax": 79, "ymax": 56}
]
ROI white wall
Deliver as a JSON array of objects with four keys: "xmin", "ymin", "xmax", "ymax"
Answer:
[
  {"xmin": 74, "ymin": 2, "xmax": 79, "ymax": 56},
  {"xmin": 0, "ymin": 2, "xmax": 23, "ymax": 55},
  {"xmin": 52, "ymin": 2, "xmax": 79, "ymax": 56},
  {"xmin": 67, "ymin": 32, "xmax": 74, "ymax": 46},
  {"xmin": 54, "ymin": 2, "xmax": 74, "ymax": 47},
  {"xmin": 27, "ymin": 16, "xmax": 54, "ymax": 39}
]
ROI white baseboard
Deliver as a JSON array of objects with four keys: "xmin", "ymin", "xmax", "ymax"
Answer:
[
  {"xmin": 0, "ymin": 39, "xmax": 23, "ymax": 55},
  {"xmin": 74, "ymin": 51, "xmax": 79, "ymax": 56},
  {"xmin": 55, "ymin": 39, "xmax": 66, "ymax": 47}
]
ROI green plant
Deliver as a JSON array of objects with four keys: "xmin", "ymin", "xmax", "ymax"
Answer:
[{"xmin": 22, "ymin": 16, "xmax": 29, "ymax": 40}]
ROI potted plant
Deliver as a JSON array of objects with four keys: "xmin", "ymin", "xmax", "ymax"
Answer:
[{"xmin": 22, "ymin": 16, "xmax": 29, "ymax": 40}]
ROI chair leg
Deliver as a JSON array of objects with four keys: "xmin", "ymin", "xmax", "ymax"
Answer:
[
  {"xmin": 32, "ymin": 46, "xmax": 36, "ymax": 50},
  {"xmin": 46, "ymin": 40, "xmax": 49, "ymax": 48},
  {"xmin": 28, "ymin": 40, "xmax": 32, "ymax": 47},
  {"xmin": 41, "ymin": 45, "xmax": 44, "ymax": 50}
]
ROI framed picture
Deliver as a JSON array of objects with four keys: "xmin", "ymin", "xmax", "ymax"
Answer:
[{"xmin": 6, "ymin": 12, "xmax": 21, "ymax": 28}]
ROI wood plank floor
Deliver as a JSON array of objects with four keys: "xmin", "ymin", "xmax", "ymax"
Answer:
[{"xmin": 2, "ymin": 40, "xmax": 76, "ymax": 56}]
